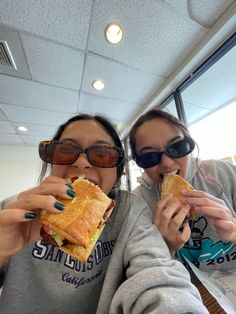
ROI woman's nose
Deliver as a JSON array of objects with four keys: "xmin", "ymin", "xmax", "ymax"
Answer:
[
  {"xmin": 72, "ymin": 152, "xmax": 92, "ymax": 168},
  {"xmin": 159, "ymin": 153, "xmax": 175, "ymax": 167}
]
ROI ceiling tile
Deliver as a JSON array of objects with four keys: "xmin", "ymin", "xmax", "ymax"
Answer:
[
  {"xmin": 79, "ymin": 93, "xmax": 139, "ymax": 127},
  {"xmin": 12, "ymin": 122, "xmax": 57, "ymax": 138},
  {"xmin": 188, "ymin": 0, "xmax": 234, "ymax": 28},
  {"xmin": 0, "ymin": 74, "xmax": 79, "ymax": 112},
  {"xmin": 21, "ymin": 34, "xmax": 84, "ymax": 90},
  {"xmin": 0, "ymin": 0, "xmax": 93, "ymax": 49},
  {"xmin": 82, "ymin": 54, "xmax": 166, "ymax": 104},
  {"xmin": 162, "ymin": 0, "xmax": 188, "ymax": 16},
  {"xmin": 0, "ymin": 109, "xmax": 8, "ymax": 121},
  {"xmin": 0, "ymin": 0, "xmax": 234, "ymax": 148},
  {"xmin": 0, "ymin": 120, "xmax": 16, "ymax": 133},
  {"xmin": 0, "ymin": 104, "xmax": 74, "ymax": 126},
  {"xmin": 88, "ymin": 0, "xmax": 207, "ymax": 76},
  {"xmin": 0, "ymin": 133, "xmax": 24, "ymax": 145},
  {"xmin": 20, "ymin": 134, "xmax": 48, "ymax": 146}
]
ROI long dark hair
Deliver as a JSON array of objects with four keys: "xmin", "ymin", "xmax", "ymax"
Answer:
[
  {"xmin": 129, "ymin": 109, "xmax": 195, "ymax": 158},
  {"xmin": 38, "ymin": 114, "xmax": 125, "ymax": 192}
]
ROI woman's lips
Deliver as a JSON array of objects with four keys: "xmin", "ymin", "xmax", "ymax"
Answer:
[
  {"xmin": 85, "ymin": 177, "xmax": 99, "ymax": 186},
  {"xmin": 68, "ymin": 175, "xmax": 99, "ymax": 187},
  {"xmin": 160, "ymin": 170, "xmax": 179, "ymax": 182},
  {"xmin": 70, "ymin": 176, "xmax": 78, "ymax": 183}
]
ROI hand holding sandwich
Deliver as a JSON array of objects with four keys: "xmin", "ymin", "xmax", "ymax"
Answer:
[
  {"xmin": 153, "ymin": 174, "xmax": 194, "ymax": 254},
  {"xmin": 153, "ymin": 193, "xmax": 192, "ymax": 254},
  {"xmin": 181, "ymin": 189, "xmax": 236, "ymax": 243},
  {"xmin": 0, "ymin": 176, "xmax": 76, "ymax": 262}
]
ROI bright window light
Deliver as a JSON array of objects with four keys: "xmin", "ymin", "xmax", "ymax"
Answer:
[{"xmin": 189, "ymin": 101, "xmax": 236, "ymax": 160}]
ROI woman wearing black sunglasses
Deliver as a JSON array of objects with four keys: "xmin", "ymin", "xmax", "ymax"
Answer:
[
  {"xmin": 129, "ymin": 109, "xmax": 236, "ymax": 310},
  {"xmin": 0, "ymin": 114, "xmax": 208, "ymax": 314}
]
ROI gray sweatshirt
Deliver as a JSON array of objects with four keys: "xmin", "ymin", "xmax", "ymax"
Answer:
[
  {"xmin": 134, "ymin": 158, "xmax": 236, "ymax": 274},
  {"xmin": 0, "ymin": 190, "xmax": 208, "ymax": 314}
]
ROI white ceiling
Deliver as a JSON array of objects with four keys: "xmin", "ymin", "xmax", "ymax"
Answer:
[{"xmin": 0, "ymin": 0, "xmax": 235, "ymax": 147}]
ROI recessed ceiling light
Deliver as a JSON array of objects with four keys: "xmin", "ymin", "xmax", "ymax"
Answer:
[
  {"xmin": 92, "ymin": 80, "xmax": 105, "ymax": 91},
  {"xmin": 105, "ymin": 22, "xmax": 123, "ymax": 44},
  {"xmin": 17, "ymin": 125, "xmax": 28, "ymax": 132}
]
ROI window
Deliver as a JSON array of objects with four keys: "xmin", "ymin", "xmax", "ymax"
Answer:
[
  {"xmin": 189, "ymin": 101, "xmax": 236, "ymax": 162},
  {"xmin": 181, "ymin": 40, "xmax": 236, "ymax": 162}
]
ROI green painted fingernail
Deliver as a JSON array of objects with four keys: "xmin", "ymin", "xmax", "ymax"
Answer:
[
  {"xmin": 54, "ymin": 201, "xmax": 65, "ymax": 211},
  {"xmin": 66, "ymin": 183, "xmax": 73, "ymax": 189},
  {"xmin": 67, "ymin": 188, "xmax": 76, "ymax": 198},
  {"xmin": 24, "ymin": 212, "xmax": 37, "ymax": 219}
]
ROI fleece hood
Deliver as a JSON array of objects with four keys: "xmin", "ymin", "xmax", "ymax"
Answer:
[{"xmin": 137, "ymin": 172, "xmax": 154, "ymax": 190}]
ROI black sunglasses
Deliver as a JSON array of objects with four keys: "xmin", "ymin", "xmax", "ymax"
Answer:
[
  {"xmin": 39, "ymin": 140, "xmax": 124, "ymax": 168},
  {"xmin": 135, "ymin": 137, "xmax": 195, "ymax": 169}
]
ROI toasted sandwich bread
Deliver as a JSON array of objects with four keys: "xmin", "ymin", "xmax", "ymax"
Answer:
[
  {"xmin": 161, "ymin": 174, "xmax": 195, "ymax": 219},
  {"xmin": 40, "ymin": 177, "xmax": 115, "ymax": 263}
]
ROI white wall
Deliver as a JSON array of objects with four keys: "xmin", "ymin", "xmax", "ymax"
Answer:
[{"xmin": 0, "ymin": 145, "xmax": 42, "ymax": 200}]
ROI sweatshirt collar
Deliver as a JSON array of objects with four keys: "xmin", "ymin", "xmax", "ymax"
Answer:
[
  {"xmin": 186, "ymin": 157, "xmax": 201, "ymax": 183},
  {"xmin": 137, "ymin": 172, "xmax": 154, "ymax": 190}
]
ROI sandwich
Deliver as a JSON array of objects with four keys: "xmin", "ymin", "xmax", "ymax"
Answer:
[
  {"xmin": 40, "ymin": 177, "xmax": 115, "ymax": 263},
  {"xmin": 161, "ymin": 173, "xmax": 196, "ymax": 219}
]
